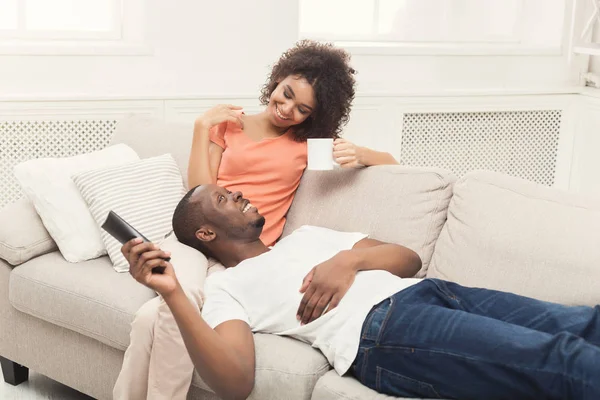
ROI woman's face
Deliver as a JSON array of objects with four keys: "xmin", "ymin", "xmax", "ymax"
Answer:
[{"xmin": 268, "ymin": 75, "xmax": 316, "ymax": 129}]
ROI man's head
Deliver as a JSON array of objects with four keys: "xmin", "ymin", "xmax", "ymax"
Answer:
[{"xmin": 172, "ymin": 185, "xmax": 265, "ymax": 259}]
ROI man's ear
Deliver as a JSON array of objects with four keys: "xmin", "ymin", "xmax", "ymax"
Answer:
[{"xmin": 195, "ymin": 226, "xmax": 216, "ymax": 243}]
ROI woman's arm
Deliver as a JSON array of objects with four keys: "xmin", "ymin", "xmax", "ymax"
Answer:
[
  {"xmin": 187, "ymin": 105, "xmax": 243, "ymax": 188},
  {"xmin": 188, "ymin": 121, "xmax": 224, "ymax": 187},
  {"xmin": 333, "ymin": 138, "xmax": 398, "ymax": 168},
  {"xmin": 358, "ymin": 147, "xmax": 399, "ymax": 166}
]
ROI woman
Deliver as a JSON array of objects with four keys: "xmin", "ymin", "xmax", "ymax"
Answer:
[{"xmin": 188, "ymin": 39, "xmax": 394, "ymax": 247}]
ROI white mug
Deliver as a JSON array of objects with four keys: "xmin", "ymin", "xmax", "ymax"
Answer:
[{"xmin": 307, "ymin": 138, "xmax": 335, "ymax": 170}]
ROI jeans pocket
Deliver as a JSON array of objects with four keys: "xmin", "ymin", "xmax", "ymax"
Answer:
[
  {"xmin": 376, "ymin": 366, "xmax": 442, "ymax": 399},
  {"xmin": 362, "ymin": 297, "xmax": 394, "ymax": 342}
]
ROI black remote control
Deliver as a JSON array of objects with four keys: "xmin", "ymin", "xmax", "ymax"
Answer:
[{"xmin": 101, "ymin": 210, "xmax": 168, "ymax": 274}]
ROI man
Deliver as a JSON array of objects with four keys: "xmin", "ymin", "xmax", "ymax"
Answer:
[{"xmin": 123, "ymin": 184, "xmax": 600, "ymax": 400}]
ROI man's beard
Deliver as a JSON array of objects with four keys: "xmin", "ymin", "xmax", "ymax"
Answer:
[
  {"xmin": 225, "ymin": 216, "xmax": 265, "ymax": 238},
  {"xmin": 250, "ymin": 216, "xmax": 266, "ymax": 229}
]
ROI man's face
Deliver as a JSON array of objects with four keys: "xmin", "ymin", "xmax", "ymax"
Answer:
[{"xmin": 192, "ymin": 185, "xmax": 265, "ymax": 240}]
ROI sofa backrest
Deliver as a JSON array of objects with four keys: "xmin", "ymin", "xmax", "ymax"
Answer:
[
  {"xmin": 428, "ymin": 170, "xmax": 600, "ymax": 306},
  {"xmin": 284, "ymin": 166, "xmax": 456, "ymax": 277},
  {"xmin": 110, "ymin": 117, "xmax": 456, "ymax": 277},
  {"xmin": 110, "ymin": 115, "xmax": 194, "ymax": 188}
]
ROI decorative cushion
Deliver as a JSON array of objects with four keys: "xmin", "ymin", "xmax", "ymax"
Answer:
[
  {"xmin": 13, "ymin": 144, "xmax": 139, "ymax": 263},
  {"xmin": 428, "ymin": 170, "xmax": 600, "ymax": 306},
  {"xmin": 284, "ymin": 166, "xmax": 456, "ymax": 277},
  {"xmin": 73, "ymin": 154, "xmax": 186, "ymax": 272},
  {"xmin": 0, "ymin": 196, "xmax": 57, "ymax": 266}
]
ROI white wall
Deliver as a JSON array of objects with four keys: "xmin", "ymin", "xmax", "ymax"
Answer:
[
  {"xmin": 0, "ymin": 0, "xmax": 582, "ymax": 98},
  {"xmin": 0, "ymin": 0, "xmax": 298, "ymax": 97},
  {"xmin": 590, "ymin": 25, "xmax": 600, "ymax": 76}
]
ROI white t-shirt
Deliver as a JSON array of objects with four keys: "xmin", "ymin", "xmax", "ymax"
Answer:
[{"xmin": 201, "ymin": 225, "xmax": 421, "ymax": 375}]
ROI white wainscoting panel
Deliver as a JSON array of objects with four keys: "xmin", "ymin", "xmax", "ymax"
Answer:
[
  {"xmin": 0, "ymin": 93, "xmax": 589, "ymax": 209},
  {"xmin": 0, "ymin": 100, "xmax": 163, "ymax": 208},
  {"xmin": 569, "ymin": 94, "xmax": 600, "ymax": 197}
]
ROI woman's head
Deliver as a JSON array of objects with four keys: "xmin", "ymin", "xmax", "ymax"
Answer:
[{"xmin": 259, "ymin": 40, "xmax": 356, "ymax": 141}]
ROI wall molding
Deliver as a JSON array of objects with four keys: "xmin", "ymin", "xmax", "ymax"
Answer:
[
  {"xmin": 0, "ymin": 91, "xmax": 597, "ymax": 195},
  {"xmin": 0, "ymin": 86, "xmax": 584, "ymax": 103}
]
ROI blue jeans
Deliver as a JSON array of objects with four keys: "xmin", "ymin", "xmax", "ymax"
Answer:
[{"xmin": 351, "ymin": 279, "xmax": 600, "ymax": 400}]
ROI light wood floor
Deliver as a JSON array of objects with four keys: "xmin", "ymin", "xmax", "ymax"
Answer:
[{"xmin": 0, "ymin": 364, "xmax": 94, "ymax": 400}]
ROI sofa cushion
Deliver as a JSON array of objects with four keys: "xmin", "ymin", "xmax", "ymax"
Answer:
[
  {"xmin": 192, "ymin": 333, "xmax": 330, "ymax": 400},
  {"xmin": 428, "ymin": 170, "xmax": 600, "ymax": 306},
  {"xmin": 73, "ymin": 154, "xmax": 186, "ymax": 273},
  {"xmin": 13, "ymin": 144, "xmax": 139, "ymax": 263},
  {"xmin": 9, "ymin": 252, "xmax": 155, "ymax": 350},
  {"xmin": 0, "ymin": 197, "xmax": 57, "ymax": 266},
  {"xmin": 110, "ymin": 115, "xmax": 194, "ymax": 188},
  {"xmin": 311, "ymin": 370, "xmax": 436, "ymax": 400},
  {"xmin": 284, "ymin": 166, "xmax": 455, "ymax": 277}
]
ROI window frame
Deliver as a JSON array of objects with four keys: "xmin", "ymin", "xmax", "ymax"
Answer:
[
  {"xmin": 298, "ymin": 0, "xmax": 573, "ymax": 56},
  {"xmin": 0, "ymin": 0, "xmax": 150, "ymax": 56}
]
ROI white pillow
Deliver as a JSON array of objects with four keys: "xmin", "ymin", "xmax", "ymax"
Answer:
[
  {"xmin": 13, "ymin": 144, "xmax": 139, "ymax": 263},
  {"xmin": 73, "ymin": 154, "xmax": 186, "ymax": 272}
]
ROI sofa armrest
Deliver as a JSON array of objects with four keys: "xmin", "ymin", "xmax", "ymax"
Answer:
[{"xmin": 0, "ymin": 197, "xmax": 57, "ymax": 266}]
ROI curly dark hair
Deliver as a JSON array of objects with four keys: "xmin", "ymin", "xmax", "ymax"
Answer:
[{"xmin": 259, "ymin": 40, "xmax": 356, "ymax": 141}]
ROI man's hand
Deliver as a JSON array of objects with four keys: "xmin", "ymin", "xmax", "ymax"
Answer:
[
  {"xmin": 195, "ymin": 104, "xmax": 244, "ymax": 131},
  {"xmin": 121, "ymin": 238, "xmax": 179, "ymax": 298},
  {"xmin": 296, "ymin": 251, "xmax": 358, "ymax": 325}
]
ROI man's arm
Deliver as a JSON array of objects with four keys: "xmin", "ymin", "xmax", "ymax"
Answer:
[
  {"xmin": 297, "ymin": 237, "xmax": 421, "ymax": 324},
  {"xmin": 123, "ymin": 240, "xmax": 255, "ymax": 400},
  {"xmin": 349, "ymin": 237, "xmax": 421, "ymax": 278},
  {"xmin": 163, "ymin": 288, "xmax": 255, "ymax": 400}
]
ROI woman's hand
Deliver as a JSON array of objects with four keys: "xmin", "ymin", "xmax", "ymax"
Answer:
[
  {"xmin": 334, "ymin": 138, "xmax": 400, "ymax": 167},
  {"xmin": 333, "ymin": 138, "xmax": 365, "ymax": 169},
  {"xmin": 195, "ymin": 104, "xmax": 244, "ymax": 131}
]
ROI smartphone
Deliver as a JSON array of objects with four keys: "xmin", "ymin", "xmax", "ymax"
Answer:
[{"xmin": 101, "ymin": 210, "xmax": 168, "ymax": 274}]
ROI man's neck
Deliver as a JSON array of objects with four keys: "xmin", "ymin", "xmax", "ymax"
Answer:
[{"xmin": 217, "ymin": 239, "xmax": 270, "ymax": 268}]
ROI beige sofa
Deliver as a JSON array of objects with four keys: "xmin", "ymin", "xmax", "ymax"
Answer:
[{"xmin": 1, "ymin": 116, "xmax": 599, "ymax": 400}]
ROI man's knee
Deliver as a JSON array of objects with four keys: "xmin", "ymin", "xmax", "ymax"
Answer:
[{"xmin": 131, "ymin": 296, "xmax": 162, "ymax": 339}]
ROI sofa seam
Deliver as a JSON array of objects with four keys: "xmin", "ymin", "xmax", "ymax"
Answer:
[
  {"xmin": 0, "ymin": 237, "xmax": 53, "ymax": 252},
  {"xmin": 465, "ymin": 175, "xmax": 600, "ymax": 212},
  {"xmin": 421, "ymin": 177, "xmax": 452, "ymax": 273},
  {"xmin": 256, "ymin": 363, "xmax": 330, "ymax": 377},
  {"xmin": 9, "ymin": 300, "xmax": 127, "ymax": 349},
  {"xmin": 0, "ymin": 239, "xmax": 55, "ymax": 264},
  {"xmin": 10, "ymin": 272, "xmax": 147, "ymax": 317},
  {"xmin": 318, "ymin": 383, "xmax": 355, "ymax": 400}
]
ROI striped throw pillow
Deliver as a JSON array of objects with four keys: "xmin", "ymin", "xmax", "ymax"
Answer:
[{"xmin": 73, "ymin": 154, "xmax": 186, "ymax": 272}]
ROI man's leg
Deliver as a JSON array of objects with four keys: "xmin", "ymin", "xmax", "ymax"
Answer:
[
  {"xmin": 352, "ymin": 280, "xmax": 600, "ymax": 399},
  {"xmin": 146, "ymin": 289, "xmax": 203, "ymax": 400},
  {"xmin": 428, "ymin": 279, "xmax": 600, "ymax": 345},
  {"xmin": 114, "ymin": 296, "xmax": 161, "ymax": 400}
]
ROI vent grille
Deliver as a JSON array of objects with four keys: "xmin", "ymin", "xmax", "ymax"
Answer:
[
  {"xmin": 0, "ymin": 120, "xmax": 116, "ymax": 209},
  {"xmin": 401, "ymin": 110, "xmax": 561, "ymax": 186}
]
